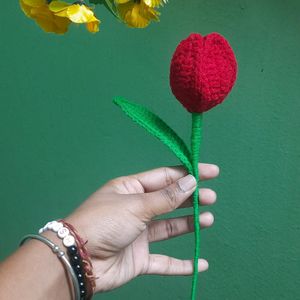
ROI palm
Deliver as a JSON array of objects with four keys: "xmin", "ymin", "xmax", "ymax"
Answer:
[
  {"xmin": 90, "ymin": 179, "xmax": 153, "ymax": 291},
  {"xmin": 98, "ymin": 230, "xmax": 150, "ymax": 290},
  {"xmin": 68, "ymin": 164, "xmax": 218, "ymax": 293}
]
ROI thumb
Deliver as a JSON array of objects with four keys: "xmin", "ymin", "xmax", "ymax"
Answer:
[{"xmin": 143, "ymin": 174, "xmax": 197, "ymax": 218}]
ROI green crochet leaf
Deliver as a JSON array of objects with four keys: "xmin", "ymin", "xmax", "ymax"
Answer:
[{"xmin": 114, "ymin": 97, "xmax": 193, "ymax": 174}]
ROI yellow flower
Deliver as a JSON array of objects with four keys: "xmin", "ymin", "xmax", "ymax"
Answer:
[
  {"xmin": 49, "ymin": 1, "xmax": 100, "ymax": 33},
  {"xmin": 19, "ymin": 0, "xmax": 70, "ymax": 34},
  {"xmin": 115, "ymin": 0, "xmax": 161, "ymax": 28},
  {"xmin": 143, "ymin": 0, "xmax": 167, "ymax": 8},
  {"xmin": 20, "ymin": 0, "xmax": 100, "ymax": 34}
]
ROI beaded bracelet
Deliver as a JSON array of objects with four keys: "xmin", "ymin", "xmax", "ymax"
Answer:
[
  {"xmin": 60, "ymin": 220, "xmax": 96, "ymax": 298},
  {"xmin": 39, "ymin": 221, "xmax": 89, "ymax": 299},
  {"xmin": 20, "ymin": 234, "xmax": 81, "ymax": 300}
]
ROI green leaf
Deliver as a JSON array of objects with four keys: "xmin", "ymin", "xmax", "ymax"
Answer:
[
  {"xmin": 89, "ymin": 0, "xmax": 105, "ymax": 4},
  {"xmin": 89, "ymin": 0, "xmax": 118, "ymax": 18},
  {"xmin": 114, "ymin": 97, "xmax": 193, "ymax": 174},
  {"xmin": 89, "ymin": 0, "xmax": 105, "ymax": 5},
  {"xmin": 103, "ymin": 0, "xmax": 118, "ymax": 18}
]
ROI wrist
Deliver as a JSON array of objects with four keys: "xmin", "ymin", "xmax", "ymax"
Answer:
[
  {"xmin": 64, "ymin": 216, "xmax": 101, "ymax": 293},
  {"xmin": 0, "ymin": 234, "xmax": 73, "ymax": 300},
  {"xmin": 40, "ymin": 220, "xmax": 96, "ymax": 298}
]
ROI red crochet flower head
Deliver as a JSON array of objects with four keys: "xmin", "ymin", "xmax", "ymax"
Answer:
[{"xmin": 170, "ymin": 33, "xmax": 238, "ymax": 113}]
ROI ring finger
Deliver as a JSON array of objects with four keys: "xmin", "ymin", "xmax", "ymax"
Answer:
[
  {"xmin": 179, "ymin": 188, "xmax": 217, "ymax": 208},
  {"xmin": 147, "ymin": 211, "xmax": 214, "ymax": 243}
]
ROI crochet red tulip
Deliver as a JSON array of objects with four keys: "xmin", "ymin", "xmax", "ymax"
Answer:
[{"xmin": 170, "ymin": 33, "xmax": 238, "ymax": 113}]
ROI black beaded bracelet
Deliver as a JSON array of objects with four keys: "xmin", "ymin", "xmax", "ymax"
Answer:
[{"xmin": 67, "ymin": 245, "xmax": 87, "ymax": 299}]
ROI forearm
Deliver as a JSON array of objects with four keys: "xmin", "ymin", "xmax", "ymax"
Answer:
[{"xmin": 0, "ymin": 231, "xmax": 73, "ymax": 300}]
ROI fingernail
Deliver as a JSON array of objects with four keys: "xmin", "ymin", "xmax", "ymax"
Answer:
[
  {"xmin": 178, "ymin": 175, "xmax": 197, "ymax": 192},
  {"xmin": 198, "ymin": 259, "xmax": 209, "ymax": 272},
  {"xmin": 210, "ymin": 164, "xmax": 220, "ymax": 176}
]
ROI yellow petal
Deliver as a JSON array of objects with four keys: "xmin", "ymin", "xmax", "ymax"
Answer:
[
  {"xmin": 22, "ymin": 0, "xmax": 47, "ymax": 7},
  {"xmin": 20, "ymin": 0, "xmax": 33, "ymax": 17},
  {"xmin": 143, "ymin": 0, "xmax": 163, "ymax": 8},
  {"xmin": 25, "ymin": 3, "xmax": 71, "ymax": 34},
  {"xmin": 53, "ymin": 15, "xmax": 71, "ymax": 34},
  {"xmin": 86, "ymin": 16, "xmax": 100, "ymax": 33},
  {"xmin": 68, "ymin": 4, "xmax": 94, "ymax": 23},
  {"xmin": 115, "ymin": 0, "xmax": 131, "ymax": 3},
  {"xmin": 54, "ymin": 4, "xmax": 93, "ymax": 23},
  {"xmin": 140, "ymin": 2, "xmax": 160, "ymax": 20},
  {"xmin": 48, "ymin": 0, "xmax": 70, "ymax": 13},
  {"xmin": 21, "ymin": 0, "xmax": 98, "ymax": 34},
  {"xmin": 34, "ymin": 15, "xmax": 69, "ymax": 34},
  {"xmin": 117, "ymin": 1, "xmax": 159, "ymax": 28},
  {"xmin": 34, "ymin": 17, "xmax": 56, "ymax": 32},
  {"xmin": 30, "ymin": 6, "xmax": 53, "ymax": 18}
]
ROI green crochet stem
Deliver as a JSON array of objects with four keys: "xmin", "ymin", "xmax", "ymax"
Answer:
[
  {"xmin": 113, "ymin": 97, "xmax": 204, "ymax": 300},
  {"xmin": 191, "ymin": 113, "xmax": 203, "ymax": 300}
]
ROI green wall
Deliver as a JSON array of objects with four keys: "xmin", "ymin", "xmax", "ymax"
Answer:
[{"xmin": 1, "ymin": 1, "xmax": 299, "ymax": 299}]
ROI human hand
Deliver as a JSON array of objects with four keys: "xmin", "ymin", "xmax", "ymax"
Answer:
[{"xmin": 66, "ymin": 163, "xmax": 219, "ymax": 292}]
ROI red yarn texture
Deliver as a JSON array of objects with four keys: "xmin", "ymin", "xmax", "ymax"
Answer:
[{"xmin": 170, "ymin": 33, "xmax": 237, "ymax": 113}]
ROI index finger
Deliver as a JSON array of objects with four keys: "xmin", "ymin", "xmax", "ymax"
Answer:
[{"xmin": 131, "ymin": 163, "xmax": 219, "ymax": 193}]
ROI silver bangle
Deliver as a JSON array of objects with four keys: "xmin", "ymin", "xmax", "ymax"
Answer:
[{"xmin": 20, "ymin": 234, "xmax": 80, "ymax": 300}]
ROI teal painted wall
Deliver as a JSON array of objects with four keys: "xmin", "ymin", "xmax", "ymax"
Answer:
[{"xmin": 1, "ymin": 1, "xmax": 299, "ymax": 299}]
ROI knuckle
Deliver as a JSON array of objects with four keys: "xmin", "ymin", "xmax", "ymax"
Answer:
[
  {"xmin": 143, "ymin": 255, "xmax": 153, "ymax": 274},
  {"xmin": 163, "ymin": 167, "xmax": 173, "ymax": 186},
  {"xmin": 106, "ymin": 178, "xmax": 121, "ymax": 192},
  {"xmin": 107, "ymin": 176, "xmax": 145, "ymax": 194},
  {"xmin": 187, "ymin": 216, "xmax": 194, "ymax": 232},
  {"xmin": 165, "ymin": 219, "xmax": 177, "ymax": 238},
  {"xmin": 166, "ymin": 256, "xmax": 173, "ymax": 273},
  {"xmin": 107, "ymin": 176, "xmax": 124, "ymax": 187},
  {"xmin": 161, "ymin": 186, "xmax": 178, "ymax": 211},
  {"xmin": 175, "ymin": 180, "xmax": 186, "ymax": 193}
]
